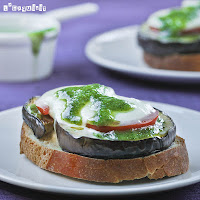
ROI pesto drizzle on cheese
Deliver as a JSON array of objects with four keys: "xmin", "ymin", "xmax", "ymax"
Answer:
[
  {"xmin": 94, "ymin": 116, "xmax": 164, "ymax": 141},
  {"xmin": 26, "ymin": 104, "xmax": 42, "ymax": 119},
  {"xmin": 55, "ymin": 84, "xmax": 134, "ymax": 126},
  {"xmin": 92, "ymin": 112, "xmax": 173, "ymax": 141},
  {"xmin": 159, "ymin": 5, "xmax": 200, "ymax": 36}
]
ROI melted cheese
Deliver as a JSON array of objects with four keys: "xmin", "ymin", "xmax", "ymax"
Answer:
[
  {"xmin": 147, "ymin": 7, "xmax": 200, "ymax": 31},
  {"xmin": 36, "ymin": 86, "xmax": 157, "ymax": 138},
  {"xmin": 182, "ymin": 0, "xmax": 200, "ymax": 8}
]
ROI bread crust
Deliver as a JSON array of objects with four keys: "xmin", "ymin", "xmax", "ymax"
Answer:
[
  {"xmin": 144, "ymin": 52, "xmax": 200, "ymax": 71},
  {"xmin": 20, "ymin": 122, "xmax": 189, "ymax": 183}
]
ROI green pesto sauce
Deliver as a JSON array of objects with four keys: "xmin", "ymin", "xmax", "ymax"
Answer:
[
  {"xmin": 0, "ymin": 27, "xmax": 56, "ymax": 56},
  {"xmin": 159, "ymin": 6, "xmax": 200, "ymax": 36},
  {"xmin": 28, "ymin": 27, "xmax": 56, "ymax": 56},
  {"xmin": 93, "ymin": 117, "xmax": 166, "ymax": 141},
  {"xmin": 55, "ymin": 84, "xmax": 134, "ymax": 126},
  {"xmin": 27, "ymin": 104, "xmax": 42, "ymax": 119}
]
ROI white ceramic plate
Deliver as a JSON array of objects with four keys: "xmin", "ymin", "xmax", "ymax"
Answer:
[
  {"xmin": 0, "ymin": 102, "xmax": 200, "ymax": 195},
  {"xmin": 85, "ymin": 25, "xmax": 200, "ymax": 83}
]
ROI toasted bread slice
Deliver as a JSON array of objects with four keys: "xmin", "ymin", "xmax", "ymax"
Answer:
[
  {"xmin": 144, "ymin": 52, "xmax": 200, "ymax": 71},
  {"xmin": 20, "ymin": 122, "xmax": 189, "ymax": 183}
]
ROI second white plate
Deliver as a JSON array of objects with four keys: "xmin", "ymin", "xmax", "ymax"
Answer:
[
  {"xmin": 0, "ymin": 102, "xmax": 200, "ymax": 195},
  {"xmin": 85, "ymin": 25, "xmax": 200, "ymax": 83}
]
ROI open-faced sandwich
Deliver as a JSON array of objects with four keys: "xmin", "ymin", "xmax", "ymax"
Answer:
[
  {"xmin": 138, "ymin": 2, "xmax": 200, "ymax": 71},
  {"xmin": 20, "ymin": 84, "xmax": 189, "ymax": 183}
]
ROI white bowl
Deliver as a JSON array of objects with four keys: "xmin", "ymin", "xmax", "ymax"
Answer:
[
  {"xmin": 0, "ymin": 13, "xmax": 60, "ymax": 82},
  {"xmin": 0, "ymin": 3, "xmax": 98, "ymax": 82}
]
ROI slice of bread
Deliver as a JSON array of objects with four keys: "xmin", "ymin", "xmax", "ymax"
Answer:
[
  {"xmin": 144, "ymin": 52, "xmax": 200, "ymax": 71},
  {"xmin": 20, "ymin": 122, "xmax": 189, "ymax": 183}
]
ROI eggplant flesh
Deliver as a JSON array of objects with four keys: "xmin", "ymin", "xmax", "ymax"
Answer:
[
  {"xmin": 138, "ymin": 27, "xmax": 200, "ymax": 56},
  {"xmin": 56, "ymin": 110, "xmax": 176, "ymax": 159},
  {"xmin": 22, "ymin": 97, "xmax": 54, "ymax": 138}
]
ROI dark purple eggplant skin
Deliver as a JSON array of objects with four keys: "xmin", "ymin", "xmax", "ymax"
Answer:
[
  {"xmin": 22, "ymin": 97, "xmax": 53, "ymax": 139},
  {"xmin": 138, "ymin": 28, "xmax": 200, "ymax": 56},
  {"xmin": 56, "ymin": 110, "xmax": 176, "ymax": 159}
]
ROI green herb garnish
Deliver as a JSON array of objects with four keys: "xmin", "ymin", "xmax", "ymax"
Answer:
[
  {"xmin": 55, "ymin": 84, "xmax": 134, "ymax": 126},
  {"xmin": 159, "ymin": 6, "xmax": 200, "ymax": 36}
]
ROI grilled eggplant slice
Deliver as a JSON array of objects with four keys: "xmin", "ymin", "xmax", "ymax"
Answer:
[
  {"xmin": 22, "ymin": 97, "xmax": 54, "ymax": 138},
  {"xmin": 56, "ymin": 110, "xmax": 176, "ymax": 159},
  {"xmin": 138, "ymin": 26, "xmax": 200, "ymax": 56}
]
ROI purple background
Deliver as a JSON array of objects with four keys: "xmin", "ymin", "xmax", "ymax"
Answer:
[{"xmin": 0, "ymin": 0, "xmax": 200, "ymax": 199}]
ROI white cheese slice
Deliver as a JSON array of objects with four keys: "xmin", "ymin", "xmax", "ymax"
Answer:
[
  {"xmin": 182, "ymin": 0, "xmax": 200, "ymax": 8},
  {"xmin": 147, "ymin": 8, "xmax": 170, "ymax": 30},
  {"xmin": 36, "ymin": 86, "xmax": 157, "ymax": 138},
  {"xmin": 147, "ymin": 7, "xmax": 200, "ymax": 31}
]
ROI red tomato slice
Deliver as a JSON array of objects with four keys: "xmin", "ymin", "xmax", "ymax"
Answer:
[
  {"xmin": 149, "ymin": 26, "xmax": 160, "ymax": 32},
  {"xmin": 86, "ymin": 114, "xmax": 159, "ymax": 132},
  {"xmin": 149, "ymin": 26, "xmax": 200, "ymax": 35},
  {"xmin": 181, "ymin": 27, "xmax": 200, "ymax": 35},
  {"xmin": 36, "ymin": 105, "xmax": 49, "ymax": 115}
]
